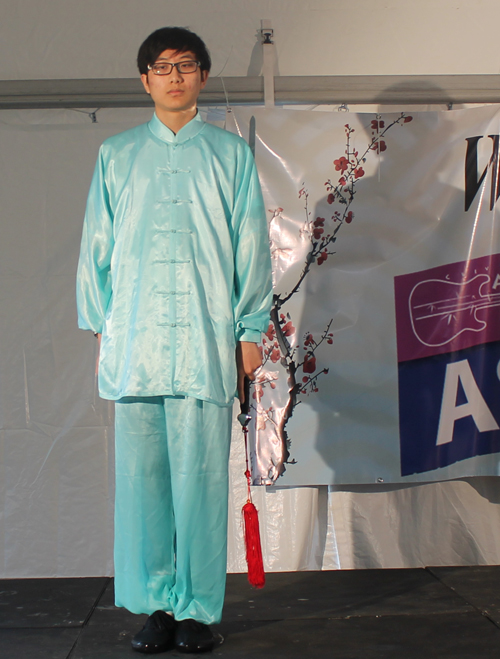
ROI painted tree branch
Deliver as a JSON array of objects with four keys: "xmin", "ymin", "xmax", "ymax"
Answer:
[{"xmin": 255, "ymin": 113, "xmax": 413, "ymax": 479}]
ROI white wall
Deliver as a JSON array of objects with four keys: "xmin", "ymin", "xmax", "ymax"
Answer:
[{"xmin": 1, "ymin": 0, "xmax": 499, "ymax": 81}]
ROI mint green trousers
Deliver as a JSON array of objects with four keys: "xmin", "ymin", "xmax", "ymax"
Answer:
[{"xmin": 113, "ymin": 396, "xmax": 232, "ymax": 624}]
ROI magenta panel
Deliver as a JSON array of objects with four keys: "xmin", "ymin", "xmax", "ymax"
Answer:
[{"xmin": 394, "ymin": 253, "xmax": 500, "ymax": 363}]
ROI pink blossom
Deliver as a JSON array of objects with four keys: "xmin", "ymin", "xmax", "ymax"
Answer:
[
  {"xmin": 345, "ymin": 211, "xmax": 354, "ymax": 224},
  {"xmin": 334, "ymin": 156, "xmax": 349, "ymax": 173},
  {"xmin": 354, "ymin": 167, "xmax": 365, "ymax": 179},
  {"xmin": 270, "ymin": 348, "xmax": 280, "ymax": 363},
  {"xmin": 264, "ymin": 324, "xmax": 275, "ymax": 341},
  {"xmin": 303, "ymin": 353, "xmax": 316, "ymax": 374},
  {"xmin": 317, "ymin": 250, "xmax": 329, "ymax": 265},
  {"xmin": 327, "ymin": 193, "xmax": 335, "ymax": 204},
  {"xmin": 282, "ymin": 321, "xmax": 295, "ymax": 337},
  {"xmin": 371, "ymin": 140, "xmax": 386, "ymax": 153}
]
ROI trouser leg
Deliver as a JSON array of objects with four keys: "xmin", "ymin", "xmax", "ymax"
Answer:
[
  {"xmin": 163, "ymin": 396, "xmax": 232, "ymax": 624},
  {"xmin": 114, "ymin": 396, "xmax": 175, "ymax": 614},
  {"xmin": 113, "ymin": 395, "xmax": 232, "ymax": 624}
]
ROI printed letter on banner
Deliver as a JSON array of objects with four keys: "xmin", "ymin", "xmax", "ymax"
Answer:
[{"xmin": 394, "ymin": 254, "xmax": 500, "ymax": 476}]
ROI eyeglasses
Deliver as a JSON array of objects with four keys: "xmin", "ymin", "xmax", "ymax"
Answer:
[{"xmin": 148, "ymin": 60, "xmax": 201, "ymax": 76}]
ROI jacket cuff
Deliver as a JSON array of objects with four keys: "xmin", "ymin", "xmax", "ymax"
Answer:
[{"xmin": 237, "ymin": 329, "xmax": 262, "ymax": 343}]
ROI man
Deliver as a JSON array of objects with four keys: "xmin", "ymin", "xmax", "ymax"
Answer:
[{"xmin": 77, "ymin": 27, "xmax": 272, "ymax": 654}]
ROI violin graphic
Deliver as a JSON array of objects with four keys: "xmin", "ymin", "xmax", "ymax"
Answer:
[{"xmin": 408, "ymin": 273, "xmax": 500, "ymax": 348}]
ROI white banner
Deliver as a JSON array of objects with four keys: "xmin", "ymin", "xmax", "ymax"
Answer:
[{"xmin": 228, "ymin": 105, "xmax": 500, "ymax": 486}]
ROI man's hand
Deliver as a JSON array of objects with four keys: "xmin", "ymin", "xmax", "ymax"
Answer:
[{"xmin": 236, "ymin": 341, "xmax": 262, "ymax": 403}]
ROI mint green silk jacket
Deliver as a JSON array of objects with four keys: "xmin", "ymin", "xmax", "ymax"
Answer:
[{"xmin": 77, "ymin": 112, "xmax": 273, "ymax": 405}]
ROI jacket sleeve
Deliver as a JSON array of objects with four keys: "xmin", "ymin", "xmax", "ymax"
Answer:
[
  {"xmin": 76, "ymin": 147, "xmax": 114, "ymax": 333},
  {"xmin": 232, "ymin": 143, "xmax": 273, "ymax": 343}
]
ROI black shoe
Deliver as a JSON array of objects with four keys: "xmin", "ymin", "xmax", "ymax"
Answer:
[
  {"xmin": 175, "ymin": 619, "xmax": 224, "ymax": 654},
  {"xmin": 131, "ymin": 610, "xmax": 176, "ymax": 654}
]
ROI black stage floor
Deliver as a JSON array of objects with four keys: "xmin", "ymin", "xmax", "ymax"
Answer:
[{"xmin": 1, "ymin": 567, "xmax": 500, "ymax": 658}]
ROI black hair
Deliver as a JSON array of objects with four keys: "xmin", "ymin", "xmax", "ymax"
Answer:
[{"xmin": 137, "ymin": 27, "xmax": 211, "ymax": 75}]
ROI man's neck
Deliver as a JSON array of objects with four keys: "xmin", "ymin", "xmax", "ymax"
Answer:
[{"xmin": 156, "ymin": 107, "xmax": 197, "ymax": 135}]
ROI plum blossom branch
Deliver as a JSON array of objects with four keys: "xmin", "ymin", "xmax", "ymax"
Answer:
[{"xmin": 256, "ymin": 113, "xmax": 413, "ymax": 475}]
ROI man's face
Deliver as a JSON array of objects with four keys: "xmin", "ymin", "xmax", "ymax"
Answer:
[{"xmin": 141, "ymin": 49, "xmax": 208, "ymax": 115}]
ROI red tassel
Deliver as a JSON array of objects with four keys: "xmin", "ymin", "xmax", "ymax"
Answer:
[
  {"xmin": 242, "ymin": 500, "xmax": 266, "ymax": 589},
  {"xmin": 239, "ymin": 381, "xmax": 265, "ymax": 589}
]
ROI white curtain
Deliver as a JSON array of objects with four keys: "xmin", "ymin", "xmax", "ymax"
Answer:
[{"xmin": 1, "ymin": 107, "xmax": 500, "ymax": 577}]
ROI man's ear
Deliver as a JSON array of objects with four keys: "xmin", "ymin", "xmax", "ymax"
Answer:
[
  {"xmin": 200, "ymin": 70, "xmax": 209, "ymax": 89},
  {"xmin": 140, "ymin": 73, "xmax": 151, "ymax": 95}
]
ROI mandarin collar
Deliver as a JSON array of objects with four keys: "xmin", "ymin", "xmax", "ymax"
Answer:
[{"xmin": 148, "ymin": 111, "xmax": 205, "ymax": 144}]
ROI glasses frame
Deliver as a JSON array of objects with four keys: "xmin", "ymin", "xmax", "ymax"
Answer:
[{"xmin": 147, "ymin": 60, "xmax": 201, "ymax": 76}]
